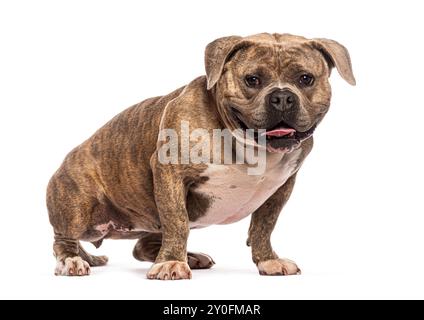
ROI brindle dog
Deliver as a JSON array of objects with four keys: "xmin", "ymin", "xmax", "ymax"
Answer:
[{"xmin": 47, "ymin": 33, "xmax": 355, "ymax": 279}]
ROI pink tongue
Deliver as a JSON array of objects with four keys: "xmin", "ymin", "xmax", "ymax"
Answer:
[{"xmin": 263, "ymin": 128, "xmax": 296, "ymax": 137}]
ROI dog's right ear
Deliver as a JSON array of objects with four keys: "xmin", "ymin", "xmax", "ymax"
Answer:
[
  {"xmin": 205, "ymin": 36, "xmax": 246, "ymax": 90},
  {"xmin": 311, "ymin": 38, "xmax": 356, "ymax": 86}
]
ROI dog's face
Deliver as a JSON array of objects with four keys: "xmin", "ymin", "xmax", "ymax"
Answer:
[{"xmin": 205, "ymin": 33, "xmax": 355, "ymax": 151}]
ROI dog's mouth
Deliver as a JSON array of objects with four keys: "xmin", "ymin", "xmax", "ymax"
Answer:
[
  {"xmin": 262, "ymin": 121, "xmax": 316, "ymax": 142},
  {"xmin": 231, "ymin": 107, "xmax": 316, "ymax": 152}
]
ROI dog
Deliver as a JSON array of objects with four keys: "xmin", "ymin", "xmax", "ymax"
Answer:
[{"xmin": 47, "ymin": 33, "xmax": 355, "ymax": 279}]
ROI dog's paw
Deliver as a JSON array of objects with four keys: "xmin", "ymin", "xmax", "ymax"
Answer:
[
  {"xmin": 147, "ymin": 261, "xmax": 192, "ymax": 280},
  {"xmin": 55, "ymin": 256, "xmax": 91, "ymax": 276},
  {"xmin": 257, "ymin": 258, "xmax": 301, "ymax": 276},
  {"xmin": 187, "ymin": 252, "xmax": 215, "ymax": 269}
]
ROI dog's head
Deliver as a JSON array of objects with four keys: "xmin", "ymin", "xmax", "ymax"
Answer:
[{"xmin": 205, "ymin": 33, "xmax": 355, "ymax": 152}]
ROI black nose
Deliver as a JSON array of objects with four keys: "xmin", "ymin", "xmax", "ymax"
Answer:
[{"xmin": 268, "ymin": 89, "xmax": 299, "ymax": 110}]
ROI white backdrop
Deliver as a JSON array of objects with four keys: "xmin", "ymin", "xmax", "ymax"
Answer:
[{"xmin": 1, "ymin": 0, "xmax": 423, "ymax": 299}]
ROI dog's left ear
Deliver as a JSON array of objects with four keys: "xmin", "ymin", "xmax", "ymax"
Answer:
[
  {"xmin": 205, "ymin": 36, "xmax": 250, "ymax": 90},
  {"xmin": 312, "ymin": 38, "xmax": 356, "ymax": 86}
]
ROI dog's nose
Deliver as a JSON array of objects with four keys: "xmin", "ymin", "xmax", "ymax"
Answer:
[{"xmin": 268, "ymin": 89, "xmax": 298, "ymax": 110}]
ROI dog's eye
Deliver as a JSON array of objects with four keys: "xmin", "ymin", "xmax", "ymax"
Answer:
[
  {"xmin": 299, "ymin": 74, "xmax": 315, "ymax": 87},
  {"xmin": 245, "ymin": 75, "xmax": 261, "ymax": 87}
]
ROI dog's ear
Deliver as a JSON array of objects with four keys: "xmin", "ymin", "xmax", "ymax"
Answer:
[
  {"xmin": 312, "ymin": 38, "xmax": 356, "ymax": 86},
  {"xmin": 205, "ymin": 36, "xmax": 250, "ymax": 90}
]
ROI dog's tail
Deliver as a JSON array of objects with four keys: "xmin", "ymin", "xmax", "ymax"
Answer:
[{"xmin": 78, "ymin": 241, "xmax": 108, "ymax": 267}]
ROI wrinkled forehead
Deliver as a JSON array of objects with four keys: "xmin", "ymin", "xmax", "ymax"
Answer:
[{"xmin": 231, "ymin": 43, "xmax": 327, "ymax": 75}]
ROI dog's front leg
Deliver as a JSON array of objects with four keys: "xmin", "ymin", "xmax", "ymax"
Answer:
[
  {"xmin": 146, "ymin": 156, "xmax": 191, "ymax": 280},
  {"xmin": 247, "ymin": 173, "xmax": 301, "ymax": 276}
]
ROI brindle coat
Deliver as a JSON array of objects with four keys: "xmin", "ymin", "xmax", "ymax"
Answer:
[{"xmin": 47, "ymin": 33, "xmax": 355, "ymax": 279}]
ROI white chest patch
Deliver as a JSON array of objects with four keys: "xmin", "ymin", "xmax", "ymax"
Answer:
[{"xmin": 189, "ymin": 148, "xmax": 303, "ymax": 228}]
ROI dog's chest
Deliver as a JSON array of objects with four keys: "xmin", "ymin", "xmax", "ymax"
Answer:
[{"xmin": 189, "ymin": 149, "xmax": 303, "ymax": 228}]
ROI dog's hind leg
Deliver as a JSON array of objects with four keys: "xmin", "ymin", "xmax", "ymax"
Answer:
[
  {"xmin": 53, "ymin": 237, "xmax": 90, "ymax": 276},
  {"xmin": 52, "ymin": 237, "xmax": 109, "ymax": 276},
  {"xmin": 133, "ymin": 232, "xmax": 215, "ymax": 269},
  {"xmin": 47, "ymin": 164, "xmax": 110, "ymax": 276},
  {"xmin": 132, "ymin": 232, "xmax": 161, "ymax": 262}
]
